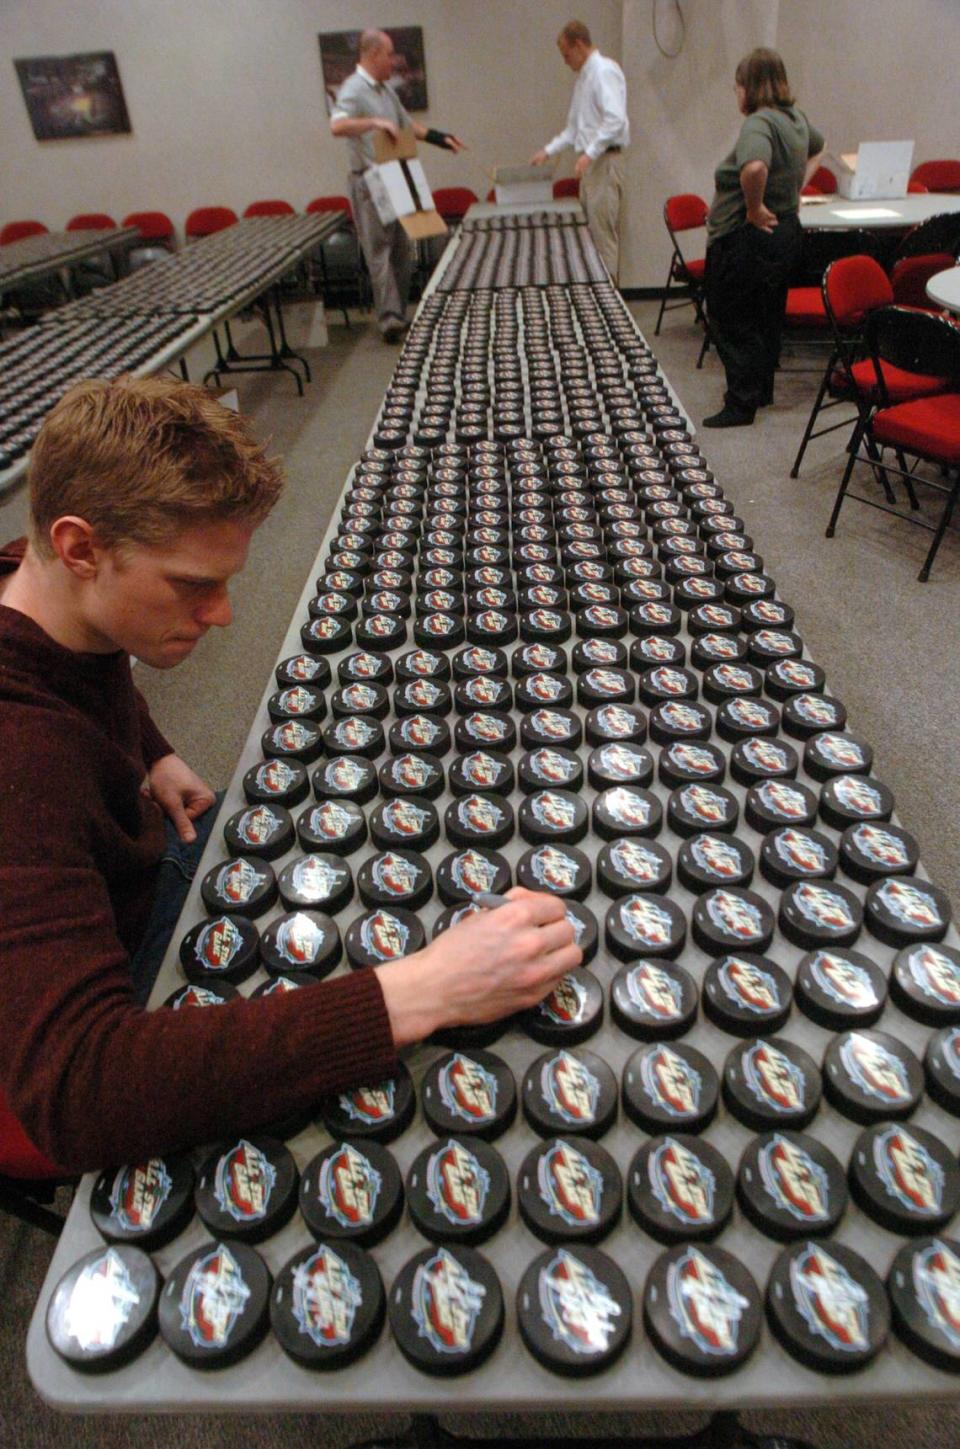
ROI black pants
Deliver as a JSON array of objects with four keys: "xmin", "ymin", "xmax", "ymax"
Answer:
[{"xmin": 705, "ymin": 213, "xmax": 803, "ymax": 415}]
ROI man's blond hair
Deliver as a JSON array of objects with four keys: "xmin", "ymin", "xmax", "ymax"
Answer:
[
  {"xmin": 28, "ymin": 375, "xmax": 284, "ymax": 558},
  {"xmin": 559, "ymin": 19, "xmax": 592, "ymax": 47}
]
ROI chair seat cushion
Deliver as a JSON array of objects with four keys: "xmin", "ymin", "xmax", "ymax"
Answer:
[
  {"xmin": 682, "ymin": 258, "xmax": 706, "ymax": 281},
  {"xmin": 873, "ymin": 392, "xmax": 960, "ymax": 464},
  {"xmin": 845, "ymin": 358, "xmax": 948, "ymax": 403},
  {"xmin": 785, "ymin": 287, "xmax": 829, "ymax": 327}
]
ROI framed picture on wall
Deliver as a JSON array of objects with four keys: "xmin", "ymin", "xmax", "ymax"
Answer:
[
  {"xmin": 14, "ymin": 51, "xmax": 131, "ymax": 141},
  {"xmin": 319, "ymin": 27, "xmax": 428, "ymax": 116}
]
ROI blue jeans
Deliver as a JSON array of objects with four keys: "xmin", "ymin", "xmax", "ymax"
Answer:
[{"xmin": 129, "ymin": 793, "xmax": 224, "ymax": 1004}]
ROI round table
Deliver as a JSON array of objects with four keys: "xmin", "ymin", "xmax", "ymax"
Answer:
[{"xmin": 926, "ymin": 264, "xmax": 960, "ymax": 313}]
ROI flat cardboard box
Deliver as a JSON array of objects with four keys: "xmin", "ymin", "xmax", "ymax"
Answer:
[
  {"xmin": 494, "ymin": 164, "xmax": 554, "ymax": 206},
  {"xmin": 367, "ymin": 126, "xmax": 447, "ymax": 239}
]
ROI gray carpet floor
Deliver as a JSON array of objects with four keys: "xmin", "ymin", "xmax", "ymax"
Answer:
[{"xmin": 2, "ymin": 300, "xmax": 959, "ymax": 1447}]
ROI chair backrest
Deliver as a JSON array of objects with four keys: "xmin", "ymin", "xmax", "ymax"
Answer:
[
  {"xmin": 185, "ymin": 205, "xmax": 238, "ymax": 238},
  {"xmin": 122, "ymin": 210, "xmax": 175, "ymax": 242},
  {"xmin": 891, "ymin": 252, "xmax": 956, "ymax": 309},
  {"xmin": 907, "ymin": 180, "xmax": 929, "ymax": 194},
  {"xmin": 808, "ymin": 165, "xmax": 838, "ymax": 195},
  {"xmin": 66, "ymin": 212, "xmax": 116, "ymax": 231},
  {"xmin": 432, "ymin": 187, "xmax": 478, "ymax": 220},
  {"xmin": 306, "ymin": 195, "xmax": 353, "ymax": 222},
  {"xmin": 867, "ymin": 304, "xmax": 960, "ymax": 389},
  {"xmin": 664, "ymin": 194, "xmax": 708, "ymax": 233},
  {"xmin": 243, "ymin": 199, "xmax": 295, "ymax": 217},
  {"xmin": 910, "ymin": 159, "xmax": 960, "ymax": 194},
  {"xmin": 823, "ymin": 254, "xmax": 894, "ymax": 329},
  {"xmin": 553, "ymin": 177, "xmax": 580, "ymax": 199},
  {"xmin": 0, "ymin": 219, "xmax": 48, "ymax": 245},
  {"xmin": 486, "ymin": 188, "xmax": 496, "ymax": 203},
  {"xmin": 895, "ymin": 210, "xmax": 960, "ymax": 261}
]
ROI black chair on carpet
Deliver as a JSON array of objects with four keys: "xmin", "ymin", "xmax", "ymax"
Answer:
[{"xmin": 826, "ymin": 305, "xmax": 960, "ymax": 580}]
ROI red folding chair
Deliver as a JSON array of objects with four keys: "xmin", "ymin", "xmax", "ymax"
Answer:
[
  {"xmin": 890, "ymin": 210, "xmax": 960, "ymax": 310},
  {"xmin": 432, "ymin": 187, "xmax": 478, "ymax": 224},
  {"xmin": 0, "ymin": 220, "xmax": 48, "ymax": 244},
  {"xmin": 910, "ymin": 160, "xmax": 960, "ymax": 194},
  {"xmin": 122, "ymin": 210, "xmax": 175, "ymax": 245},
  {"xmin": 66, "ymin": 212, "xmax": 116, "ymax": 231},
  {"xmin": 553, "ymin": 177, "xmax": 580, "ymax": 199},
  {"xmin": 185, "ymin": 206, "xmax": 238, "ymax": 239},
  {"xmin": 243, "ymin": 199, "xmax": 295, "ymax": 217},
  {"xmin": 0, "ymin": 1093, "xmax": 71, "ymax": 1236},
  {"xmin": 826, "ymin": 305, "xmax": 960, "ymax": 580},
  {"xmin": 655, "ymin": 194, "xmax": 711, "ymax": 365}
]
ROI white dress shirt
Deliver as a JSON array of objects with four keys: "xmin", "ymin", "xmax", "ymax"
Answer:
[{"xmin": 545, "ymin": 49, "xmax": 630, "ymax": 161}]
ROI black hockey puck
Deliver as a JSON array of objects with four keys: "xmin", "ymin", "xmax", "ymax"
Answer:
[
  {"xmin": 344, "ymin": 907, "xmax": 425, "ymax": 968},
  {"xmin": 421, "ymin": 1050, "xmax": 517, "ymax": 1141},
  {"xmin": 692, "ymin": 888, "xmax": 775, "ymax": 957},
  {"xmin": 200, "ymin": 857, "xmax": 277, "ymax": 919},
  {"xmin": 737, "ymin": 1131, "xmax": 846, "ymax": 1241},
  {"xmin": 516, "ymin": 843, "xmax": 591, "ymax": 900},
  {"xmin": 369, "ymin": 796, "xmax": 439, "ymax": 853},
  {"xmin": 628, "ymin": 1135, "xmax": 733, "ymax": 1243},
  {"xmin": 702, "ymin": 953, "xmax": 791, "ymax": 1034},
  {"xmin": 516, "ymin": 1245, "xmax": 632, "ymax": 1375},
  {"xmin": 517, "ymin": 1136, "xmax": 622, "ymax": 1244},
  {"xmin": 357, "ymin": 848, "xmax": 432, "ymax": 911},
  {"xmin": 803, "ymin": 731, "xmax": 874, "ymax": 782},
  {"xmin": 406, "ymin": 1136, "xmax": 510, "ymax": 1245},
  {"xmin": 778, "ymin": 879, "xmax": 863, "ymax": 950},
  {"xmin": 605, "ymin": 893, "xmax": 686, "ymax": 960},
  {"xmin": 296, "ymin": 799, "xmax": 367, "ymax": 857},
  {"xmin": 278, "ymin": 853, "xmax": 353, "ymax": 914},
  {"xmin": 158, "ymin": 1240, "xmax": 271, "ymax": 1367},
  {"xmin": 223, "ymin": 804, "xmax": 295, "ymax": 861},
  {"xmin": 667, "ymin": 783, "xmax": 739, "ymax": 837},
  {"xmin": 519, "ymin": 969, "xmax": 604, "ymax": 1046},
  {"xmin": 449, "ymin": 748, "xmax": 515, "ymax": 798},
  {"xmin": 270, "ymin": 1240, "xmax": 385, "ymax": 1369},
  {"xmin": 260, "ymin": 910, "xmax": 340, "ymax": 979},
  {"xmin": 313, "ymin": 755, "xmax": 378, "ymax": 805},
  {"xmin": 865, "ymin": 876, "xmax": 951, "ymax": 948},
  {"xmin": 820, "ymin": 774, "xmax": 894, "ymax": 830},
  {"xmin": 622, "ymin": 1041, "xmax": 719, "ymax": 1133},
  {"xmin": 46, "ymin": 1245, "xmax": 160, "ymax": 1372},
  {"xmin": 195, "ymin": 1137, "xmax": 298, "ymax": 1245},
  {"xmin": 388, "ymin": 1245, "xmax": 503, "ymax": 1375},
  {"xmin": 822, "ymin": 1028, "xmax": 924, "ymax": 1123},
  {"xmin": 643, "ymin": 1244, "xmax": 761, "ymax": 1377},
  {"xmin": 766, "ymin": 1239, "xmax": 888, "ymax": 1373},
  {"xmin": 299, "ymin": 1140, "xmax": 403, "ymax": 1247},
  {"xmin": 783, "ymin": 692, "xmax": 847, "ymax": 738},
  {"xmin": 839, "ymin": 822, "xmax": 919, "ymax": 885},
  {"xmin": 378, "ymin": 751, "xmax": 445, "ymax": 800},
  {"xmin": 611, "ymin": 960, "xmax": 698, "ymax": 1041},
  {"xmin": 588, "ymin": 741, "xmax": 655, "ymax": 790},
  {"xmin": 522, "ymin": 1048, "xmax": 618, "ymax": 1139},
  {"xmin": 849, "ymin": 1122, "xmax": 960, "ymax": 1233},
  {"xmin": 888, "ymin": 1236, "xmax": 960, "ymax": 1371},
  {"xmin": 179, "ymin": 915, "xmax": 259, "ymax": 985},
  {"xmin": 90, "ymin": 1157, "xmax": 194, "ymax": 1251},
  {"xmin": 649, "ymin": 700, "xmax": 712, "ymax": 744},
  {"xmin": 891, "ymin": 942, "xmax": 960, "ymax": 1025},
  {"xmin": 760, "ymin": 827, "xmax": 837, "ymax": 888},
  {"xmin": 722, "ymin": 1037, "xmax": 821, "ymax": 1131},
  {"xmin": 729, "ymin": 737, "xmax": 798, "ymax": 786},
  {"xmin": 243, "ymin": 757, "xmax": 310, "ymax": 808},
  {"xmin": 746, "ymin": 779, "xmax": 819, "ymax": 833},
  {"xmin": 677, "ymin": 833, "xmax": 754, "ymax": 894},
  {"xmin": 323, "ymin": 1066, "xmax": 415, "ymax": 1145},
  {"xmin": 794, "ymin": 949, "xmax": 887, "ymax": 1030},
  {"xmin": 716, "ymin": 695, "xmax": 780, "ymax": 742}
]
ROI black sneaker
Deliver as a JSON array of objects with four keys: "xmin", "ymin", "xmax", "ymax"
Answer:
[{"xmin": 702, "ymin": 406, "xmax": 755, "ymax": 429}]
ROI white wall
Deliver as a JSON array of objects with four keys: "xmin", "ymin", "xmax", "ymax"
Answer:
[{"xmin": 2, "ymin": 0, "xmax": 960, "ymax": 289}]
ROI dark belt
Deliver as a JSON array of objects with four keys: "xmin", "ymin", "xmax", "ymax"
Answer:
[{"xmin": 605, "ymin": 145, "xmax": 623, "ymax": 154}]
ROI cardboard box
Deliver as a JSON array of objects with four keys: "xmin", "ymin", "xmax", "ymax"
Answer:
[
  {"xmin": 366, "ymin": 126, "xmax": 448, "ymax": 240},
  {"xmin": 494, "ymin": 165, "xmax": 554, "ymax": 206},
  {"xmin": 829, "ymin": 141, "xmax": 914, "ymax": 201}
]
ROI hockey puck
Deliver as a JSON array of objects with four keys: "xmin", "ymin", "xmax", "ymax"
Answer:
[
  {"xmin": 729, "ymin": 737, "xmax": 798, "ymax": 787},
  {"xmin": 296, "ymin": 799, "xmax": 367, "ymax": 857},
  {"xmin": 243, "ymin": 758, "xmax": 310, "ymax": 808},
  {"xmin": 746, "ymin": 779, "xmax": 819, "ymax": 833},
  {"xmin": 628, "ymin": 1135, "xmax": 733, "ymax": 1243},
  {"xmin": 605, "ymin": 893, "xmax": 686, "ymax": 960},
  {"xmin": 313, "ymin": 755, "xmax": 378, "ymax": 805},
  {"xmin": 179, "ymin": 915, "xmax": 259, "ymax": 985},
  {"xmin": 760, "ymin": 827, "xmax": 837, "ymax": 888},
  {"xmin": 357, "ymin": 848, "xmax": 432, "ymax": 911},
  {"xmin": 839, "ymin": 821, "xmax": 919, "ymax": 885},
  {"xmin": 421, "ymin": 1050, "xmax": 517, "ymax": 1140},
  {"xmin": 323, "ymin": 1067, "xmax": 415, "ymax": 1145},
  {"xmin": 46, "ymin": 1245, "xmax": 160, "ymax": 1372},
  {"xmin": 519, "ymin": 969, "xmax": 604, "ymax": 1046},
  {"xmin": 270, "ymin": 1240, "xmax": 385, "ymax": 1369},
  {"xmin": 379, "ymin": 752, "xmax": 445, "ymax": 800},
  {"xmin": 278, "ymin": 853, "xmax": 353, "ymax": 914},
  {"xmin": 702, "ymin": 953, "xmax": 791, "ymax": 1034},
  {"xmin": 610, "ymin": 960, "xmax": 698, "ymax": 1041},
  {"xmin": 388, "ymin": 1245, "xmax": 503, "ymax": 1375},
  {"xmin": 622, "ymin": 1041, "xmax": 719, "ymax": 1133},
  {"xmin": 159, "ymin": 1240, "xmax": 271, "ymax": 1368},
  {"xmin": 436, "ymin": 846, "xmax": 512, "ymax": 903},
  {"xmin": 794, "ymin": 948, "xmax": 887, "ymax": 1030},
  {"xmin": 822, "ymin": 1028, "xmax": 924, "ymax": 1123},
  {"xmin": 517, "ymin": 1136, "xmax": 622, "ymax": 1243},
  {"xmin": 195, "ymin": 1136, "xmax": 298, "ymax": 1245},
  {"xmin": 344, "ymin": 907, "xmax": 425, "ymax": 968},
  {"xmin": 299, "ymin": 1140, "xmax": 402, "ymax": 1247},
  {"xmin": 90, "ymin": 1156, "xmax": 194, "ymax": 1251},
  {"xmin": 643, "ymin": 1244, "xmax": 761, "ymax": 1377},
  {"xmin": 522, "ymin": 1048, "xmax": 618, "ymax": 1139},
  {"xmin": 737, "ymin": 1131, "xmax": 846, "ymax": 1241},
  {"xmin": 406, "ymin": 1136, "xmax": 510, "ymax": 1245},
  {"xmin": 588, "ymin": 741, "xmax": 655, "ymax": 790},
  {"xmin": 667, "ymin": 783, "xmax": 739, "ymax": 837},
  {"xmin": 516, "ymin": 1245, "xmax": 631, "ymax": 1375},
  {"xmin": 200, "ymin": 857, "xmax": 277, "ymax": 919},
  {"xmin": 778, "ymin": 879, "xmax": 863, "ymax": 950},
  {"xmin": 722, "ymin": 1037, "xmax": 821, "ymax": 1131},
  {"xmin": 677, "ymin": 833, "xmax": 754, "ymax": 894},
  {"xmin": 865, "ymin": 876, "xmax": 951, "ymax": 948},
  {"xmin": 849, "ymin": 1122, "xmax": 960, "ymax": 1233},
  {"xmin": 369, "ymin": 796, "xmax": 439, "ymax": 853},
  {"xmin": 888, "ymin": 1236, "xmax": 960, "ymax": 1371},
  {"xmin": 260, "ymin": 910, "xmax": 340, "ymax": 979},
  {"xmin": 891, "ymin": 942, "xmax": 960, "ymax": 1025},
  {"xmin": 766, "ymin": 1239, "xmax": 888, "ymax": 1373}
]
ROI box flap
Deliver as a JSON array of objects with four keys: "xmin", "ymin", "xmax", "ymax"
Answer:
[{"xmin": 373, "ymin": 123, "xmax": 418, "ymax": 163}]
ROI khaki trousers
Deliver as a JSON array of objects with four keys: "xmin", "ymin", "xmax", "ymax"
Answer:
[
  {"xmin": 349, "ymin": 172, "xmax": 413, "ymax": 333},
  {"xmin": 581, "ymin": 149, "xmax": 624, "ymax": 284}
]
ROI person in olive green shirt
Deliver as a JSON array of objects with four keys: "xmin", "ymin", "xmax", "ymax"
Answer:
[{"xmin": 703, "ymin": 49, "xmax": 824, "ymax": 427}]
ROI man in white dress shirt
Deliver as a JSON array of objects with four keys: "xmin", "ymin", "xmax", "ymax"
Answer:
[{"xmin": 531, "ymin": 19, "xmax": 630, "ymax": 284}]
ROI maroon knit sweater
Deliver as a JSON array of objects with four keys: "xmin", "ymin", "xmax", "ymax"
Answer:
[{"xmin": 0, "ymin": 541, "xmax": 397, "ymax": 1172}]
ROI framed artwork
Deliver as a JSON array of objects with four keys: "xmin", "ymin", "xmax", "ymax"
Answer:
[
  {"xmin": 14, "ymin": 51, "xmax": 131, "ymax": 142},
  {"xmin": 319, "ymin": 27, "xmax": 428, "ymax": 116}
]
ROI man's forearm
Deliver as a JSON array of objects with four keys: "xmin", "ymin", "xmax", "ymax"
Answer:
[{"xmin": 330, "ymin": 116, "xmax": 384, "ymax": 138}]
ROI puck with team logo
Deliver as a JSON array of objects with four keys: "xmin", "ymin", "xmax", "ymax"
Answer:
[
  {"xmin": 729, "ymin": 737, "xmax": 798, "ymax": 786},
  {"xmin": 849, "ymin": 1122, "xmax": 960, "ymax": 1233},
  {"xmin": 369, "ymin": 796, "xmax": 439, "ymax": 853},
  {"xmin": 643, "ymin": 1244, "xmax": 761, "ymax": 1377},
  {"xmin": 628, "ymin": 1135, "xmax": 733, "ymax": 1243},
  {"xmin": 592, "ymin": 786, "xmax": 663, "ymax": 843},
  {"xmin": 690, "ymin": 633, "xmax": 748, "ymax": 673},
  {"xmin": 677, "ymin": 833, "xmax": 754, "ymax": 894},
  {"xmin": 178, "ymin": 913, "xmax": 260, "ymax": 986},
  {"xmin": 406, "ymin": 1136, "xmax": 510, "ymax": 1246},
  {"xmin": 839, "ymin": 821, "xmax": 919, "ymax": 885},
  {"xmin": 243, "ymin": 757, "xmax": 310, "ymax": 808},
  {"xmin": 516, "ymin": 1244, "xmax": 632, "ymax": 1376},
  {"xmin": 925, "ymin": 1027, "xmax": 960, "ymax": 1115},
  {"xmin": 299, "ymin": 1140, "xmax": 403, "ymax": 1247},
  {"xmin": 766, "ymin": 1239, "xmax": 888, "ymax": 1373},
  {"xmin": 421, "ymin": 1050, "xmax": 517, "ymax": 1141},
  {"xmin": 605, "ymin": 892, "xmax": 686, "ymax": 960},
  {"xmin": 296, "ymin": 799, "xmax": 367, "ymax": 857},
  {"xmin": 270, "ymin": 1240, "xmax": 385, "ymax": 1370},
  {"xmin": 820, "ymin": 774, "xmax": 894, "ymax": 831},
  {"xmin": 865, "ymin": 876, "xmax": 952, "ymax": 948},
  {"xmin": 394, "ymin": 678, "xmax": 453, "ymax": 718},
  {"xmin": 588, "ymin": 741, "xmax": 655, "ymax": 791},
  {"xmin": 522, "ymin": 1049, "xmax": 618, "ymax": 1139},
  {"xmin": 517, "ymin": 746, "xmax": 582, "ymax": 796},
  {"xmin": 194, "ymin": 1137, "xmax": 298, "ymax": 1245},
  {"xmin": 323, "ymin": 1066, "xmax": 414, "ymax": 1145},
  {"xmin": 162, "ymin": 981, "xmax": 239, "ymax": 1010},
  {"xmin": 90, "ymin": 1156, "xmax": 195, "ymax": 1251},
  {"xmin": 794, "ymin": 948, "xmax": 887, "ymax": 1030},
  {"xmin": 259, "ymin": 910, "xmax": 340, "ymax": 979},
  {"xmin": 631, "ymin": 634, "xmax": 686, "ymax": 670},
  {"xmin": 301, "ymin": 615, "xmax": 352, "ymax": 656},
  {"xmin": 222, "ymin": 804, "xmax": 294, "ymax": 861},
  {"xmin": 322, "ymin": 715, "xmax": 384, "ymax": 762},
  {"xmin": 803, "ymin": 731, "xmax": 873, "ymax": 782},
  {"xmin": 520, "ymin": 608, "xmax": 572, "ymax": 644},
  {"xmin": 453, "ymin": 674, "xmax": 512, "ymax": 715},
  {"xmin": 701, "ymin": 953, "xmax": 791, "ymax": 1034},
  {"xmin": 200, "ymin": 857, "xmax": 277, "ymax": 919},
  {"xmin": 338, "ymin": 650, "xmax": 393, "ymax": 687},
  {"xmin": 746, "ymin": 779, "xmax": 819, "ymax": 834},
  {"xmin": 649, "ymin": 700, "xmax": 712, "ymax": 744},
  {"xmin": 701, "ymin": 662, "xmax": 762, "ymax": 706},
  {"xmin": 520, "ymin": 969, "xmax": 604, "ymax": 1046},
  {"xmin": 887, "ymin": 1236, "xmax": 960, "ymax": 1371},
  {"xmin": 262, "ymin": 719, "xmax": 324, "ymax": 765},
  {"xmin": 822, "ymin": 1028, "xmax": 924, "ymax": 1123},
  {"xmin": 571, "ymin": 636, "xmax": 628, "ymax": 673},
  {"xmin": 722, "ymin": 1037, "xmax": 821, "ymax": 1131},
  {"xmin": 357, "ymin": 848, "xmax": 432, "ymax": 911},
  {"xmin": 330, "ymin": 681, "xmax": 388, "ymax": 721},
  {"xmin": 658, "ymin": 740, "xmax": 725, "ymax": 788},
  {"xmin": 345, "ymin": 907, "xmax": 425, "ymax": 969},
  {"xmin": 520, "ymin": 708, "xmax": 582, "ymax": 751},
  {"xmin": 446, "ymin": 792, "xmax": 515, "ymax": 849},
  {"xmin": 456, "ymin": 709, "xmax": 518, "ymax": 754},
  {"xmin": 159, "ymin": 1239, "xmax": 271, "ymax": 1368},
  {"xmin": 622, "ymin": 1041, "xmax": 719, "ymax": 1133},
  {"xmin": 736, "ymin": 1130, "xmax": 847, "ymax": 1242},
  {"xmin": 388, "ymin": 1244, "xmax": 503, "ymax": 1375},
  {"xmin": 610, "ymin": 960, "xmax": 697, "ymax": 1041},
  {"xmin": 692, "ymin": 889, "xmax": 774, "ymax": 957},
  {"xmin": 396, "ymin": 647, "xmax": 451, "ymax": 683},
  {"xmin": 760, "ymin": 826, "xmax": 837, "ymax": 888},
  {"xmin": 517, "ymin": 1136, "xmax": 622, "ymax": 1243},
  {"xmin": 388, "ymin": 712, "xmax": 451, "ymax": 759},
  {"xmin": 449, "ymin": 749, "xmax": 515, "ymax": 798},
  {"xmin": 46, "ymin": 1244, "xmax": 160, "ymax": 1372},
  {"xmin": 312, "ymin": 755, "xmax": 378, "ymax": 806},
  {"xmin": 511, "ymin": 641, "xmax": 566, "ymax": 678},
  {"xmin": 782, "ymin": 692, "xmax": 847, "ymax": 738},
  {"xmin": 778, "ymin": 879, "xmax": 863, "ymax": 950},
  {"xmin": 278, "ymin": 853, "xmax": 353, "ymax": 915},
  {"xmin": 577, "ymin": 668, "xmax": 635, "ymax": 709},
  {"xmin": 276, "ymin": 653, "xmax": 332, "ymax": 690},
  {"xmin": 378, "ymin": 752, "xmax": 445, "ymax": 801},
  {"xmin": 763, "ymin": 656, "xmax": 823, "ymax": 701},
  {"xmin": 436, "ymin": 847, "xmax": 512, "ymax": 904},
  {"xmin": 716, "ymin": 695, "xmax": 781, "ymax": 743},
  {"xmin": 597, "ymin": 838, "xmax": 673, "ymax": 899},
  {"xmin": 584, "ymin": 703, "xmax": 647, "ymax": 748},
  {"xmin": 518, "ymin": 789, "xmax": 588, "ymax": 846},
  {"xmin": 667, "ymin": 783, "xmax": 739, "ymax": 837},
  {"xmin": 891, "ymin": 942, "xmax": 960, "ymax": 1025}
]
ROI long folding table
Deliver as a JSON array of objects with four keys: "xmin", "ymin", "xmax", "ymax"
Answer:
[
  {"xmin": 25, "ymin": 203, "xmax": 960, "ymax": 1449},
  {"xmin": 0, "ymin": 227, "xmax": 139, "ymax": 292}
]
